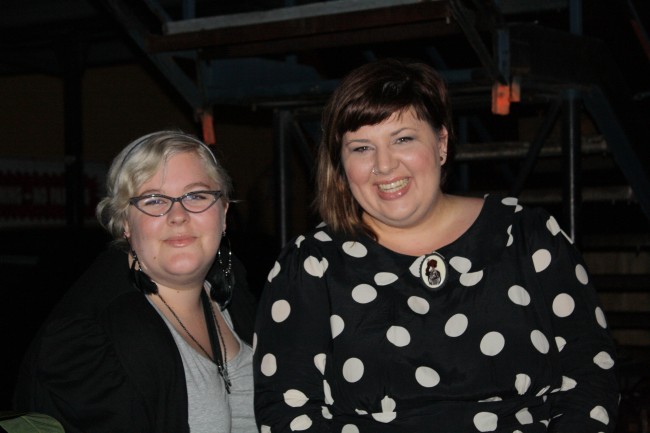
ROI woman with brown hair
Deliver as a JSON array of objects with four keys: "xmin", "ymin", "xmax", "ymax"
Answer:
[{"xmin": 253, "ymin": 59, "xmax": 619, "ymax": 432}]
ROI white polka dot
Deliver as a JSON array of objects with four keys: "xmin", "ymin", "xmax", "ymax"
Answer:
[
  {"xmin": 546, "ymin": 216, "xmax": 561, "ymax": 236},
  {"xmin": 290, "ymin": 414, "xmax": 312, "ymax": 431},
  {"xmin": 415, "ymin": 366, "xmax": 440, "ymax": 388},
  {"xmin": 590, "ymin": 406, "xmax": 609, "ymax": 425},
  {"xmin": 374, "ymin": 272, "xmax": 398, "ymax": 286},
  {"xmin": 515, "ymin": 374, "xmax": 531, "ymax": 395},
  {"xmin": 372, "ymin": 411, "xmax": 396, "ymax": 423},
  {"xmin": 506, "ymin": 225, "xmax": 513, "ymax": 247},
  {"xmin": 387, "ymin": 326, "xmax": 411, "ymax": 347},
  {"xmin": 480, "ymin": 332, "xmax": 505, "ymax": 356},
  {"xmin": 508, "ymin": 285, "xmax": 530, "ymax": 306},
  {"xmin": 284, "ymin": 389, "xmax": 308, "ymax": 407},
  {"xmin": 252, "ymin": 333, "xmax": 257, "ymax": 352},
  {"xmin": 323, "ymin": 380, "xmax": 334, "ymax": 405},
  {"xmin": 322, "ymin": 406, "xmax": 332, "ymax": 419},
  {"xmin": 594, "ymin": 351, "xmax": 615, "ymax": 370},
  {"xmin": 351, "ymin": 284, "xmax": 377, "ymax": 304},
  {"xmin": 343, "ymin": 358, "xmax": 364, "ymax": 383},
  {"xmin": 560, "ymin": 376, "xmax": 577, "ymax": 391},
  {"xmin": 515, "ymin": 408, "xmax": 533, "ymax": 424},
  {"xmin": 575, "ymin": 264, "xmax": 589, "ymax": 285},
  {"xmin": 479, "ymin": 396, "xmax": 502, "ymax": 402},
  {"xmin": 371, "ymin": 396, "xmax": 397, "ymax": 423},
  {"xmin": 314, "ymin": 231, "xmax": 332, "ymax": 242},
  {"xmin": 530, "ymin": 330, "xmax": 550, "ymax": 354},
  {"xmin": 460, "ymin": 270, "xmax": 483, "ymax": 286},
  {"xmin": 261, "ymin": 353, "xmax": 277, "ymax": 376},
  {"xmin": 409, "ymin": 256, "xmax": 423, "ymax": 277},
  {"xmin": 445, "ymin": 314, "xmax": 469, "ymax": 337},
  {"xmin": 532, "ymin": 249, "xmax": 552, "ymax": 272},
  {"xmin": 316, "ymin": 221, "xmax": 326, "ymax": 228},
  {"xmin": 267, "ymin": 261, "xmax": 281, "ymax": 282},
  {"xmin": 261, "ymin": 425, "xmax": 271, "ymax": 433},
  {"xmin": 595, "ymin": 307, "xmax": 608, "ymax": 328},
  {"xmin": 536, "ymin": 385, "xmax": 550, "ymax": 397},
  {"xmin": 515, "ymin": 204, "xmax": 523, "ymax": 212},
  {"xmin": 473, "ymin": 411, "xmax": 498, "ymax": 432},
  {"xmin": 330, "ymin": 315, "xmax": 345, "ymax": 338},
  {"xmin": 555, "ymin": 336, "xmax": 567, "ymax": 352},
  {"xmin": 355, "ymin": 409, "xmax": 368, "ymax": 415},
  {"xmin": 408, "ymin": 296, "xmax": 430, "ymax": 314},
  {"xmin": 295, "ymin": 235, "xmax": 305, "ymax": 247},
  {"xmin": 342, "ymin": 425, "xmax": 360, "ymax": 433},
  {"xmin": 502, "ymin": 197, "xmax": 518, "ymax": 206},
  {"xmin": 271, "ymin": 300, "xmax": 291, "ymax": 322},
  {"xmin": 449, "ymin": 256, "xmax": 472, "ymax": 273},
  {"xmin": 314, "ymin": 353, "xmax": 326, "ymax": 375},
  {"xmin": 304, "ymin": 256, "xmax": 328, "ymax": 277},
  {"xmin": 342, "ymin": 241, "xmax": 367, "ymax": 258},
  {"xmin": 552, "ymin": 293, "xmax": 575, "ymax": 318}
]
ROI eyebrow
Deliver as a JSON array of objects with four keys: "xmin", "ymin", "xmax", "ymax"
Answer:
[
  {"xmin": 138, "ymin": 182, "xmax": 215, "ymax": 196},
  {"xmin": 344, "ymin": 126, "xmax": 417, "ymax": 145}
]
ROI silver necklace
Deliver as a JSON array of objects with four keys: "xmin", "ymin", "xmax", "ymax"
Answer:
[{"xmin": 157, "ymin": 291, "xmax": 231, "ymax": 392}]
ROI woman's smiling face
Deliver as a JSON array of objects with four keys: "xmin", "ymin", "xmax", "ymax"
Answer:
[
  {"xmin": 341, "ymin": 108, "xmax": 447, "ymax": 232},
  {"xmin": 124, "ymin": 151, "xmax": 227, "ymax": 290}
]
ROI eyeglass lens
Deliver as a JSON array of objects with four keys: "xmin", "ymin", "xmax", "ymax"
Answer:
[{"xmin": 133, "ymin": 191, "xmax": 221, "ymax": 216}]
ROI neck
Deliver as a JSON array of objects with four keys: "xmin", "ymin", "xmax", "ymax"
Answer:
[{"xmin": 367, "ymin": 194, "xmax": 483, "ymax": 256}]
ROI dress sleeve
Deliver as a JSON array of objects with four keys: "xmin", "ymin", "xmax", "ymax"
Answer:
[
  {"xmin": 525, "ymin": 210, "xmax": 620, "ymax": 432},
  {"xmin": 30, "ymin": 314, "xmax": 152, "ymax": 433},
  {"xmin": 254, "ymin": 236, "xmax": 334, "ymax": 432}
]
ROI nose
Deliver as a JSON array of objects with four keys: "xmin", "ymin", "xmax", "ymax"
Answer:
[
  {"xmin": 166, "ymin": 200, "xmax": 189, "ymax": 223},
  {"xmin": 373, "ymin": 147, "xmax": 398, "ymax": 175}
]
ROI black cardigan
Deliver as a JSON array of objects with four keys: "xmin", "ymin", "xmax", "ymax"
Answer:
[{"xmin": 13, "ymin": 247, "xmax": 257, "ymax": 433}]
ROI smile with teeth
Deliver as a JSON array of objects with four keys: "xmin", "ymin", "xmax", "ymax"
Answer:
[{"xmin": 377, "ymin": 178, "xmax": 409, "ymax": 193}]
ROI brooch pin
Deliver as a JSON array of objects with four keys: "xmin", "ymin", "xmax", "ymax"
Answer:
[{"xmin": 420, "ymin": 252, "xmax": 448, "ymax": 291}]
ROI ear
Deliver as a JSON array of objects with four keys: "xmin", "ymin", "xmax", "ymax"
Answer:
[
  {"xmin": 123, "ymin": 219, "xmax": 131, "ymax": 239},
  {"xmin": 438, "ymin": 126, "xmax": 449, "ymax": 164},
  {"xmin": 222, "ymin": 201, "xmax": 229, "ymax": 233}
]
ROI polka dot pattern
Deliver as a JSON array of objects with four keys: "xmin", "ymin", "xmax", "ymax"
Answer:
[
  {"xmin": 445, "ymin": 314, "xmax": 468, "ymax": 337},
  {"xmin": 386, "ymin": 326, "xmax": 411, "ymax": 347},
  {"xmin": 415, "ymin": 366, "xmax": 440, "ymax": 388},
  {"xmin": 284, "ymin": 389, "xmax": 309, "ymax": 407},
  {"xmin": 575, "ymin": 264, "xmax": 589, "ymax": 285},
  {"xmin": 330, "ymin": 315, "xmax": 345, "ymax": 338},
  {"xmin": 351, "ymin": 284, "xmax": 377, "ymax": 304},
  {"xmin": 342, "ymin": 241, "xmax": 368, "ymax": 258},
  {"xmin": 480, "ymin": 332, "xmax": 505, "ymax": 356},
  {"xmin": 261, "ymin": 353, "xmax": 277, "ymax": 377},
  {"xmin": 532, "ymin": 249, "xmax": 551, "ymax": 272},
  {"xmin": 374, "ymin": 272, "xmax": 398, "ymax": 286},
  {"xmin": 593, "ymin": 351, "xmax": 615, "ymax": 370},
  {"xmin": 530, "ymin": 330, "xmax": 550, "ymax": 354},
  {"xmin": 254, "ymin": 195, "xmax": 619, "ymax": 431},
  {"xmin": 552, "ymin": 293, "xmax": 575, "ymax": 318},
  {"xmin": 473, "ymin": 411, "xmax": 498, "ymax": 432},
  {"xmin": 314, "ymin": 231, "xmax": 332, "ymax": 242},
  {"xmin": 508, "ymin": 285, "xmax": 530, "ymax": 306},
  {"xmin": 407, "ymin": 296, "xmax": 430, "ymax": 314},
  {"xmin": 271, "ymin": 300, "xmax": 291, "ymax": 323},
  {"xmin": 342, "ymin": 358, "xmax": 364, "ymax": 383}
]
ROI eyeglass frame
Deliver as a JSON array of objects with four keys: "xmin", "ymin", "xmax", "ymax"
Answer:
[{"xmin": 128, "ymin": 190, "xmax": 224, "ymax": 217}]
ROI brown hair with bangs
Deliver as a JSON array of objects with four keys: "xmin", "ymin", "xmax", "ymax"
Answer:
[{"xmin": 315, "ymin": 58, "xmax": 455, "ymax": 238}]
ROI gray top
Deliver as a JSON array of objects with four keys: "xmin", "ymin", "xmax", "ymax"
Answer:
[{"xmin": 150, "ymin": 296, "xmax": 257, "ymax": 433}]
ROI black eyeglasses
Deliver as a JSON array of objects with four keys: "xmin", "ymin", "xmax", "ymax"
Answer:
[{"xmin": 129, "ymin": 190, "xmax": 224, "ymax": 217}]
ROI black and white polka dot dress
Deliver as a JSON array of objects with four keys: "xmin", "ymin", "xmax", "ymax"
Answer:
[{"xmin": 253, "ymin": 195, "xmax": 619, "ymax": 432}]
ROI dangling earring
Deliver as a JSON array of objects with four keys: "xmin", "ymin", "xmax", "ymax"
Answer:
[
  {"xmin": 204, "ymin": 231, "xmax": 235, "ymax": 310},
  {"xmin": 128, "ymin": 247, "xmax": 158, "ymax": 294}
]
